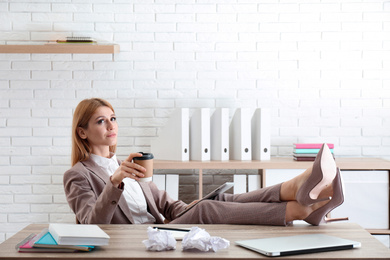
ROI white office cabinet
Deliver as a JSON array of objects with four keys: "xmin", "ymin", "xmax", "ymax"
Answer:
[
  {"xmin": 248, "ymin": 175, "xmax": 261, "ymax": 192},
  {"xmin": 264, "ymin": 169, "xmax": 304, "ymax": 187},
  {"xmin": 152, "ymin": 175, "xmax": 166, "ymax": 191},
  {"xmin": 153, "ymin": 174, "xmax": 179, "ymax": 201},
  {"xmin": 331, "ymin": 170, "xmax": 389, "ymax": 229},
  {"xmin": 234, "ymin": 175, "xmax": 247, "ymax": 194},
  {"xmin": 166, "ymin": 174, "xmax": 179, "ymax": 200},
  {"xmin": 373, "ymin": 235, "xmax": 389, "ymax": 248},
  {"xmin": 263, "ymin": 169, "xmax": 389, "ymax": 230}
]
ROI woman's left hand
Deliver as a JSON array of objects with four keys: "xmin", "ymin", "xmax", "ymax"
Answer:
[{"xmin": 110, "ymin": 153, "xmax": 146, "ymax": 187}]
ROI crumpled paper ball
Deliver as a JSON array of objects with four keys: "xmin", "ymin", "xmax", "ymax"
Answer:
[
  {"xmin": 142, "ymin": 227, "xmax": 177, "ymax": 251},
  {"xmin": 182, "ymin": 227, "xmax": 230, "ymax": 252}
]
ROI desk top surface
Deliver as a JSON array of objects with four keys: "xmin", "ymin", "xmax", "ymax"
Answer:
[{"xmin": 1, "ymin": 223, "xmax": 389, "ymax": 260}]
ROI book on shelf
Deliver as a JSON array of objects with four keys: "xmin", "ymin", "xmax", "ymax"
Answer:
[
  {"xmin": 33, "ymin": 228, "xmax": 94, "ymax": 251},
  {"xmin": 293, "ymin": 153, "xmax": 317, "ymax": 158},
  {"xmin": 16, "ymin": 234, "xmax": 76, "ymax": 253},
  {"xmin": 292, "ymin": 143, "xmax": 335, "ymax": 161},
  {"xmin": 294, "ymin": 156, "xmax": 316, "ymax": 161},
  {"xmin": 294, "ymin": 155, "xmax": 335, "ymax": 162},
  {"xmin": 294, "ymin": 153, "xmax": 335, "ymax": 158},
  {"xmin": 293, "ymin": 148, "xmax": 334, "ymax": 154},
  {"xmin": 56, "ymin": 41, "xmax": 96, "ymax": 44},
  {"xmin": 56, "ymin": 37, "xmax": 96, "ymax": 44},
  {"xmin": 293, "ymin": 143, "xmax": 334, "ymax": 149},
  {"xmin": 49, "ymin": 223, "xmax": 110, "ymax": 246},
  {"xmin": 66, "ymin": 37, "xmax": 94, "ymax": 42}
]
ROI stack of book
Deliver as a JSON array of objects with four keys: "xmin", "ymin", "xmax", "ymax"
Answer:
[
  {"xmin": 56, "ymin": 37, "xmax": 96, "ymax": 44},
  {"xmin": 16, "ymin": 223, "xmax": 110, "ymax": 253},
  {"xmin": 293, "ymin": 143, "xmax": 334, "ymax": 161}
]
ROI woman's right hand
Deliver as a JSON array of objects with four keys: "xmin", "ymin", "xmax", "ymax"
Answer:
[{"xmin": 110, "ymin": 153, "xmax": 146, "ymax": 187}]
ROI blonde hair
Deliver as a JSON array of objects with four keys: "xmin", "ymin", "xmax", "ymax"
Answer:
[{"xmin": 71, "ymin": 98, "xmax": 117, "ymax": 166}]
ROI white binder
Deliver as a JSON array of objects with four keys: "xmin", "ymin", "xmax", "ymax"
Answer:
[
  {"xmin": 251, "ymin": 108, "xmax": 271, "ymax": 161},
  {"xmin": 165, "ymin": 174, "xmax": 179, "ymax": 200},
  {"xmin": 190, "ymin": 108, "xmax": 210, "ymax": 161},
  {"xmin": 152, "ymin": 174, "xmax": 166, "ymax": 191},
  {"xmin": 248, "ymin": 175, "xmax": 261, "ymax": 192},
  {"xmin": 229, "ymin": 108, "xmax": 252, "ymax": 161},
  {"xmin": 234, "ymin": 175, "xmax": 247, "ymax": 194},
  {"xmin": 151, "ymin": 108, "xmax": 189, "ymax": 161},
  {"xmin": 210, "ymin": 108, "xmax": 229, "ymax": 161}
]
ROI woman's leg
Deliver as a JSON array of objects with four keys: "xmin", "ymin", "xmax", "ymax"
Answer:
[
  {"xmin": 171, "ymin": 175, "xmax": 333, "ymax": 225},
  {"xmin": 213, "ymin": 167, "xmax": 332, "ymax": 204},
  {"xmin": 280, "ymin": 167, "xmax": 312, "ymax": 202},
  {"xmin": 170, "ymin": 183, "xmax": 288, "ymax": 225},
  {"xmin": 280, "ymin": 167, "xmax": 334, "ymax": 203},
  {"xmin": 215, "ymin": 183, "xmax": 283, "ymax": 203},
  {"xmin": 171, "ymin": 199, "xmax": 288, "ymax": 226},
  {"xmin": 285, "ymin": 199, "xmax": 330, "ymax": 223},
  {"xmin": 171, "ymin": 196, "xmax": 330, "ymax": 225}
]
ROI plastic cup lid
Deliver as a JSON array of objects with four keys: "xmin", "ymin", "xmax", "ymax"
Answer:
[{"xmin": 133, "ymin": 152, "xmax": 154, "ymax": 160}]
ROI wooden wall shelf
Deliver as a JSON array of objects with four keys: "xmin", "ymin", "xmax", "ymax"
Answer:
[
  {"xmin": 155, "ymin": 156, "xmax": 390, "ymax": 199},
  {"xmin": 154, "ymin": 157, "xmax": 390, "ymax": 171},
  {"xmin": 0, "ymin": 43, "xmax": 119, "ymax": 54}
]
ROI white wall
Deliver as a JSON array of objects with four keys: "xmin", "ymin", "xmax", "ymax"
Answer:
[{"xmin": 0, "ymin": 1, "xmax": 390, "ymax": 242}]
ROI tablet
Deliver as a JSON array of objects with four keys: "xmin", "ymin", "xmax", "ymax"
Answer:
[{"xmin": 176, "ymin": 182, "xmax": 234, "ymax": 217}]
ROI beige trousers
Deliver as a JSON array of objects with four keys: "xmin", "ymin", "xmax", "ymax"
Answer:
[{"xmin": 171, "ymin": 183, "xmax": 287, "ymax": 226}]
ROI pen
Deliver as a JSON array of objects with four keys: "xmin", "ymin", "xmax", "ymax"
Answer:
[{"xmin": 153, "ymin": 227, "xmax": 190, "ymax": 232}]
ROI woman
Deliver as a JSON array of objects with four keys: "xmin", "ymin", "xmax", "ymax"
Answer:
[{"xmin": 64, "ymin": 98, "xmax": 346, "ymax": 226}]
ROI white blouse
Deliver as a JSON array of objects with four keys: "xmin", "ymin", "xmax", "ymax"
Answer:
[{"xmin": 90, "ymin": 153, "xmax": 156, "ymax": 224}]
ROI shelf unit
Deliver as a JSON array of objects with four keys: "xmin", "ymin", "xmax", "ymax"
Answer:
[
  {"xmin": 154, "ymin": 157, "xmax": 390, "ymax": 194},
  {"xmin": 0, "ymin": 43, "xmax": 119, "ymax": 53},
  {"xmin": 154, "ymin": 157, "xmax": 390, "ymax": 235}
]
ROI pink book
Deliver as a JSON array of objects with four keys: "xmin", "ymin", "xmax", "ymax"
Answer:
[
  {"xmin": 293, "ymin": 143, "xmax": 334, "ymax": 149},
  {"xmin": 16, "ymin": 233, "xmax": 75, "ymax": 253}
]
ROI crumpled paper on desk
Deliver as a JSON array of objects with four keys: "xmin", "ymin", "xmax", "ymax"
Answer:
[
  {"xmin": 182, "ymin": 227, "xmax": 230, "ymax": 252},
  {"xmin": 143, "ymin": 227, "xmax": 176, "ymax": 251}
]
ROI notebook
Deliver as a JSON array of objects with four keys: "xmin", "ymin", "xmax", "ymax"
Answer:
[
  {"xmin": 49, "ymin": 223, "xmax": 110, "ymax": 246},
  {"xmin": 236, "ymin": 234, "xmax": 361, "ymax": 257},
  {"xmin": 176, "ymin": 182, "xmax": 234, "ymax": 217},
  {"xmin": 33, "ymin": 228, "xmax": 94, "ymax": 251}
]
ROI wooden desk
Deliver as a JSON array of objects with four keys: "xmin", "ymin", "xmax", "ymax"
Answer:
[{"xmin": 0, "ymin": 223, "xmax": 389, "ymax": 259}]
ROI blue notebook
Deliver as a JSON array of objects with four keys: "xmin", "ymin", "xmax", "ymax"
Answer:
[{"xmin": 294, "ymin": 148, "xmax": 334, "ymax": 154}]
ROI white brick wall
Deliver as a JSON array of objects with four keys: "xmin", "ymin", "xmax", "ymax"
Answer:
[{"xmin": 0, "ymin": 0, "xmax": 390, "ymax": 242}]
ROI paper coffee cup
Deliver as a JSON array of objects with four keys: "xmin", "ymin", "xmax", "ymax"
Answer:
[{"xmin": 133, "ymin": 152, "xmax": 154, "ymax": 182}]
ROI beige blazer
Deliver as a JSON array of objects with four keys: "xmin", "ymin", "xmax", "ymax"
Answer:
[{"xmin": 63, "ymin": 157, "xmax": 187, "ymax": 224}]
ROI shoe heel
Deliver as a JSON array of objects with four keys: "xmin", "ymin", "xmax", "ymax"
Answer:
[{"xmin": 325, "ymin": 217, "xmax": 349, "ymax": 223}]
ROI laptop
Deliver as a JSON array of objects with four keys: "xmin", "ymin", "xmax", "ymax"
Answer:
[
  {"xmin": 236, "ymin": 234, "xmax": 361, "ymax": 257},
  {"xmin": 176, "ymin": 182, "xmax": 234, "ymax": 217}
]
